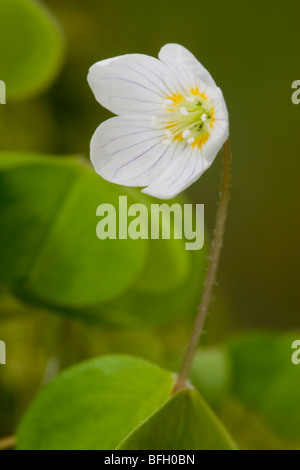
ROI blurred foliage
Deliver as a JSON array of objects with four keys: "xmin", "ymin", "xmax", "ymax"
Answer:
[
  {"xmin": 0, "ymin": 152, "xmax": 147, "ymax": 308},
  {"xmin": 0, "ymin": 0, "xmax": 299, "ymax": 451},
  {"xmin": 189, "ymin": 332, "xmax": 300, "ymax": 449},
  {"xmin": 228, "ymin": 332, "xmax": 300, "ymax": 442},
  {"xmin": 0, "ymin": 0, "xmax": 298, "ymax": 330},
  {"xmin": 190, "ymin": 347, "xmax": 232, "ymax": 407},
  {"xmin": 0, "ymin": 152, "xmax": 205, "ymax": 325},
  {"xmin": 0, "ymin": 0, "xmax": 64, "ymax": 100}
]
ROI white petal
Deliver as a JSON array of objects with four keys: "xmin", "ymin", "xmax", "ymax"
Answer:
[
  {"xmin": 142, "ymin": 145, "xmax": 206, "ymax": 199},
  {"xmin": 214, "ymin": 89, "xmax": 229, "ymax": 124},
  {"xmin": 88, "ymin": 54, "xmax": 191, "ymax": 116},
  {"xmin": 90, "ymin": 115, "xmax": 181, "ymax": 187},
  {"xmin": 205, "ymin": 87, "xmax": 229, "ymax": 163},
  {"xmin": 159, "ymin": 43, "xmax": 217, "ymax": 89},
  {"xmin": 142, "ymin": 90, "xmax": 229, "ymax": 199},
  {"xmin": 201, "ymin": 127, "xmax": 228, "ymax": 167}
]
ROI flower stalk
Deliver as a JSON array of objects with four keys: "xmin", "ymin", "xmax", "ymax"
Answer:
[{"xmin": 173, "ymin": 138, "xmax": 231, "ymax": 393}]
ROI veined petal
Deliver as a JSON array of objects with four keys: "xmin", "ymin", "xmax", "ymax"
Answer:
[
  {"xmin": 142, "ymin": 145, "xmax": 206, "ymax": 199},
  {"xmin": 88, "ymin": 54, "xmax": 192, "ymax": 116},
  {"xmin": 159, "ymin": 43, "xmax": 217, "ymax": 89},
  {"xmin": 90, "ymin": 115, "xmax": 180, "ymax": 187},
  {"xmin": 201, "ymin": 88, "xmax": 229, "ymax": 164},
  {"xmin": 142, "ymin": 90, "xmax": 229, "ymax": 199},
  {"xmin": 88, "ymin": 44, "xmax": 229, "ymax": 199}
]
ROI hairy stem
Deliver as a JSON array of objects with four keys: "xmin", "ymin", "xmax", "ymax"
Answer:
[{"xmin": 173, "ymin": 138, "xmax": 231, "ymax": 393}]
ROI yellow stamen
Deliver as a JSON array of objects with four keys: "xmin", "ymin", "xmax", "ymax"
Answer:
[
  {"xmin": 190, "ymin": 88, "xmax": 207, "ymax": 100},
  {"xmin": 166, "ymin": 93, "xmax": 183, "ymax": 103},
  {"xmin": 210, "ymin": 107, "xmax": 215, "ymax": 128},
  {"xmin": 192, "ymin": 132, "xmax": 210, "ymax": 149}
]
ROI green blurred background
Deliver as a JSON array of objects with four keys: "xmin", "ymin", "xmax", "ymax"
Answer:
[{"xmin": 0, "ymin": 0, "xmax": 299, "ymax": 450}]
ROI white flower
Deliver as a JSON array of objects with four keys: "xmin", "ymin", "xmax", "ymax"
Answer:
[{"xmin": 88, "ymin": 43, "xmax": 229, "ymax": 199}]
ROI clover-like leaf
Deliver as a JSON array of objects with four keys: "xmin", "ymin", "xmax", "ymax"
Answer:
[
  {"xmin": 0, "ymin": 153, "xmax": 147, "ymax": 308},
  {"xmin": 118, "ymin": 388, "xmax": 236, "ymax": 450},
  {"xmin": 0, "ymin": 152, "xmax": 204, "ymax": 326},
  {"xmin": 17, "ymin": 355, "xmax": 236, "ymax": 450},
  {"xmin": 17, "ymin": 355, "xmax": 174, "ymax": 450}
]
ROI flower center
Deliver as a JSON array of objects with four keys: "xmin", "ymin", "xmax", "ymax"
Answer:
[{"xmin": 156, "ymin": 88, "xmax": 215, "ymax": 148}]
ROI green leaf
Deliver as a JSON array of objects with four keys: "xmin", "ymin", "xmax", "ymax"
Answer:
[
  {"xmin": 17, "ymin": 355, "xmax": 236, "ymax": 450},
  {"xmin": 127, "ymin": 192, "xmax": 191, "ymax": 294},
  {"xmin": 118, "ymin": 388, "xmax": 237, "ymax": 450},
  {"xmin": 17, "ymin": 355, "xmax": 175, "ymax": 450},
  {"xmin": 0, "ymin": 0, "xmax": 64, "ymax": 100},
  {"xmin": 96, "ymin": 202, "xmax": 207, "ymax": 327},
  {"xmin": 0, "ymin": 152, "xmax": 204, "ymax": 326},
  {"xmin": 97, "ymin": 246, "xmax": 205, "ymax": 327},
  {"xmin": 0, "ymin": 152, "xmax": 147, "ymax": 308},
  {"xmin": 229, "ymin": 332, "xmax": 300, "ymax": 442},
  {"xmin": 99, "ymin": 194, "xmax": 207, "ymax": 327}
]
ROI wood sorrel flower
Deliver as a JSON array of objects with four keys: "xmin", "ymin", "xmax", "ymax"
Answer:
[{"xmin": 88, "ymin": 44, "xmax": 229, "ymax": 199}]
